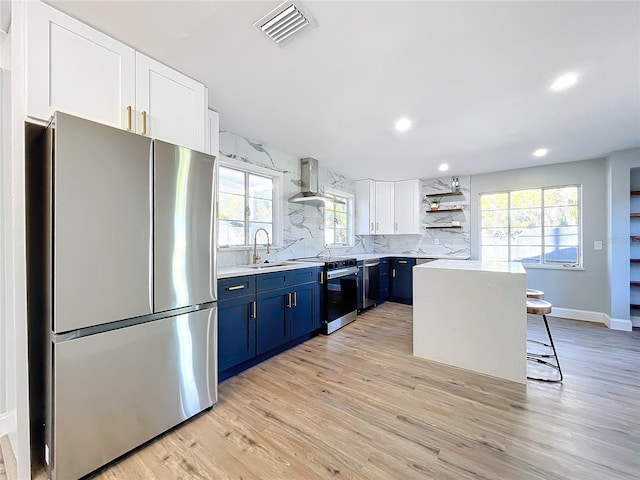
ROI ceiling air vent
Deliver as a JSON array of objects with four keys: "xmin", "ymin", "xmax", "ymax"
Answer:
[{"xmin": 253, "ymin": 1, "xmax": 317, "ymax": 47}]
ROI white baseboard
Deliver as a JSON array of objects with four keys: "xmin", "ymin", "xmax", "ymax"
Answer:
[
  {"xmin": 551, "ymin": 307, "xmax": 633, "ymax": 332},
  {"xmin": 0, "ymin": 409, "xmax": 16, "ymax": 437}
]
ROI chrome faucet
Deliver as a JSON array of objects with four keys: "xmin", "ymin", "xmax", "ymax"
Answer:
[{"xmin": 252, "ymin": 228, "xmax": 271, "ymax": 264}]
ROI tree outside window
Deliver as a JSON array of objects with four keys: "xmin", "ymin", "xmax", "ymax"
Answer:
[
  {"xmin": 218, "ymin": 166, "xmax": 274, "ymax": 247},
  {"xmin": 480, "ymin": 185, "xmax": 580, "ymax": 266},
  {"xmin": 324, "ymin": 195, "xmax": 349, "ymax": 245}
]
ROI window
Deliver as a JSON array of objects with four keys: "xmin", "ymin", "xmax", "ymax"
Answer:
[
  {"xmin": 480, "ymin": 185, "xmax": 581, "ymax": 267},
  {"xmin": 218, "ymin": 161, "xmax": 281, "ymax": 247},
  {"xmin": 324, "ymin": 189, "xmax": 354, "ymax": 246}
]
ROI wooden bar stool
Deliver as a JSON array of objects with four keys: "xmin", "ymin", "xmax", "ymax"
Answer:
[
  {"xmin": 526, "ymin": 288, "xmax": 544, "ymax": 299},
  {"xmin": 526, "ymin": 298, "xmax": 563, "ymax": 382}
]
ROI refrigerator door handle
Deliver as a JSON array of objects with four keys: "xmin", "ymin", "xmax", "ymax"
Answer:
[{"xmin": 148, "ymin": 142, "xmax": 154, "ymax": 312}]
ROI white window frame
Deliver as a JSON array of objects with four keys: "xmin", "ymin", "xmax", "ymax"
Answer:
[
  {"xmin": 324, "ymin": 188, "xmax": 355, "ymax": 247},
  {"xmin": 218, "ymin": 156, "xmax": 283, "ymax": 249},
  {"xmin": 479, "ymin": 184, "xmax": 583, "ymax": 270}
]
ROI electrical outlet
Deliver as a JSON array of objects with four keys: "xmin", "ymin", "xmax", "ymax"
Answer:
[
  {"xmin": 594, "ymin": 240, "xmax": 603, "ymax": 251},
  {"xmin": 434, "ymin": 238, "xmax": 440, "ymax": 245}
]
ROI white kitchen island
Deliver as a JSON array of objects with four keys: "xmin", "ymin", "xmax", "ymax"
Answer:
[{"xmin": 413, "ymin": 260, "xmax": 527, "ymax": 384}]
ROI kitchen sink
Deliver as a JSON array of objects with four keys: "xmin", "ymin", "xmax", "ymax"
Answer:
[{"xmin": 240, "ymin": 261, "xmax": 302, "ymax": 269}]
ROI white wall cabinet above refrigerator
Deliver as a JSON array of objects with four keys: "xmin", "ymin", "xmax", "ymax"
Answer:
[
  {"xmin": 26, "ymin": 0, "xmax": 207, "ymax": 152},
  {"xmin": 355, "ymin": 178, "xmax": 421, "ymax": 235}
]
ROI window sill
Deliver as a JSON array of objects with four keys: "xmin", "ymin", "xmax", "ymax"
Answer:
[
  {"xmin": 218, "ymin": 245, "xmax": 282, "ymax": 251},
  {"xmin": 522, "ymin": 263, "xmax": 584, "ymax": 271},
  {"xmin": 325, "ymin": 244, "xmax": 354, "ymax": 249}
]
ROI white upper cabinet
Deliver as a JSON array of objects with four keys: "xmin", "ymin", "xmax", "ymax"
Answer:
[
  {"xmin": 394, "ymin": 179, "xmax": 421, "ymax": 234},
  {"xmin": 135, "ymin": 53, "xmax": 206, "ymax": 152},
  {"xmin": 26, "ymin": 1, "xmax": 207, "ymax": 152},
  {"xmin": 26, "ymin": 0, "xmax": 136, "ymax": 129},
  {"xmin": 355, "ymin": 178, "xmax": 421, "ymax": 235},
  {"xmin": 207, "ymin": 109, "xmax": 220, "ymax": 158},
  {"xmin": 374, "ymin": 181, "xmax": 394, "ymax": 235}
]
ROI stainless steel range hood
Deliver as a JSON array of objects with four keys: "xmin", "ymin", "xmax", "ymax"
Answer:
[{"xmin": 288, "ymin": 157, "xmax": 343, "ymax": 206}]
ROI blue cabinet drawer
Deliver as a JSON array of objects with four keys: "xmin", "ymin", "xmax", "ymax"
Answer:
[
  {"xmin": 218, "ymin": 276, "xmax": 256, "ymax": 300},
  {"xmin": 291, "ymin": 267, "xmax": 317, "ymax": 286},
  {"xmin": 257, "ymin": 271, "xmax": 291, "ymax": 291}
]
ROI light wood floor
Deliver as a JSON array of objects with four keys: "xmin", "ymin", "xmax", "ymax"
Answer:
[{"xmin": 39, "ymin": 303, "xmax": 640, "ymax": 479}]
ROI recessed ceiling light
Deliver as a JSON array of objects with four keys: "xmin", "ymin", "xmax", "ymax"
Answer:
[
  {"xmin": 395, "ymin": 117, "xmax": 411, "ymax": 132},
  {"xmin": 438, "ymin": 163, "xmax": 449, "ymax": 171},
  {"xmin": 533, "ymin": 148, "xmax": 549, "ymax": 157},
  {"xmin": 550, "ymin": 72, "xmax": 578, "ymax": 91}
]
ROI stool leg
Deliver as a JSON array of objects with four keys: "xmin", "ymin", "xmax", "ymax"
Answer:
[
  {"xmin": 541, "ymin": 314, "xmax": 563, "ymax": 382},
  {"xmin": 527, "ymin": 314, "xmax": 563, "ymax": 383}
]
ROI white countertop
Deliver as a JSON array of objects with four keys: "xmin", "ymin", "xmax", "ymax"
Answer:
[
  {"xmin": 217, "ymin": 261, "xmax": 324, "ymax": 279},
  {"xmin": 350, "ymin": 253, "xmax": 470, "ymax": 261},
  {"xmin": 417, "ymin": 259, "xmax": 525, "ymax": 274}
]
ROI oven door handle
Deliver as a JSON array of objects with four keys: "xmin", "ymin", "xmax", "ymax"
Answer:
[
  {"xmin": 326, "ymin": 266, "xmax": 359, "ymax": 279},
  {"xmin": 364, "ymin": 261, "xmax": 380, "ymax": 267}
]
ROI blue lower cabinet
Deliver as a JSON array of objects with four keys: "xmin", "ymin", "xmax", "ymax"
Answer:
[
  {"xmin": 356, "ymin": 261, "xmax": 364, "ymax": 311},
  {"xmin": 256, "ymin": 286, "xmax": 291, "ymax": 355},
  {"xmin": 379, "ymin": 259, "xmax": 389, "ymax": 303},
  {"xmin": 290, "ymin": 281, "xmax": 318, "ymax": 339},
  {"xmin": 390, "ymin": 258, "xmax": 415, "ymax": 304},
  {"xmin": 218, "ymin": 295, "xmax": 256, "ymax": 371}
]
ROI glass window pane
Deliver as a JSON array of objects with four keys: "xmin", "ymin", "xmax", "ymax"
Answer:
[
  {"xmin": 325, "ymin": 209, "xmax": 334, "ymax": 227},
  {"xmin": 219, "ymin": 167, "xmax": 245, "ymax": 195},
  {"xmin": 481, "ymin": 228, "xmax": 509, "ymax": 245},
  {"xmin": 512, "ymin": 228, "xmax": 542, "ymax": 246},
  {"xmin": 335, "ymin": 229, "xmax": 347, "ymax": 244},
  {"xmin": 249, "ymin": 174, "xmax": 272, "ymax": 200},
  {"xmin": 544, "ymin": 226, "xmax": 579, "ymax": 236},
  {"xmin": 482, "ymin": 245, "xmax": 509, "ymax": 261},
  {"xmin": 545, "ymin": 246, "xmax": 578, "ymax": 264},
  {"xmin": 335, "ymin": 212, "xmax": 347, "ymax": 228},
  {"xmin": 480, "ymin": 193, "xmax": 508, "ymax": 210},
  {"xmin": 511, "ymin": 245, "xmax": 542, "ymax": 263},
  {"xmin": 335, "ymin": 201, "xmax": 347, "ymax": 213},
  {"xmin": 219, "ymin": 220, "xmax": 245, "ymax": 246},
  {"xmin": 545, "ymin": 206, "xmax": 578, "ymax": 226},
  {"xmin": 511, "ymin": 189, "xmax": 541, "ymax": 208},
  {"xmin": 510, "ymin": 208, "xmax": 541, "ymax": 228},
  {"xmin": 248, "ymin": 198, "xmax": 272, "ymax": 222},
  {"xmin": 219, "ymin": 192, "xmax": 245, "ymax": 220},
  {"xmin": 481, "ymin": 211, "xmax": 509, "ymax": 229},
  {"xmin": 545, "ymin": 186, "xmax": 578, "ymax": 206},
  {"xmin": 325, "ymin": 228, "xmax": 334, "ymax": 245},
  {"xmin": 249, "ymin": 223, "xmax": 272, "ymax": 243}
]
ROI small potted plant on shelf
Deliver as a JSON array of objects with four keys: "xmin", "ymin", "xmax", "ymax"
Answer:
[{"xmin": 429, "ymin": 199, "xmax": 440, "ymax": 211}]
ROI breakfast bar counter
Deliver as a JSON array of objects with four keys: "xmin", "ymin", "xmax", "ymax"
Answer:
[{"xmin": 413, "ymin": 260, "xmax": 527, "ymax": 384}]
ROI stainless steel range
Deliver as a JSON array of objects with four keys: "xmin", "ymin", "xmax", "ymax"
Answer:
[{"xmin": 294, "ymin": 257, "xmax": 358, "ymax": 334}]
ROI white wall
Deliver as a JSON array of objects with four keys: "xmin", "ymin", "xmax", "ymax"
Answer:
[
  {"xmin": 470, "ymin": 157, "xmax": 610, "ymax": 319},
  {"xmin": 606, "ymin": 148, "xmax": 640, "ymax": 327}
]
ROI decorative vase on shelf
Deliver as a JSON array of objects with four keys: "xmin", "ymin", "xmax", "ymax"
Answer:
[
  {"xmin": 430, "ymin": 201, "xmax": 439, "ymax": 211},
  {"xmin": 451, "ymin": 177, "xmax": 460, "ymax": 193}
]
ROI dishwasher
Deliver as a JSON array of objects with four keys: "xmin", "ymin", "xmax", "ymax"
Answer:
[{"xmin": 363, "ymin": 259, "xmax": 381, "ymax": 309}]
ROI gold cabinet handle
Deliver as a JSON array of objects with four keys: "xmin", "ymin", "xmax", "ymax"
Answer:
[
  {"xmin": 227, "ymin": 285, "xmax": 245, "ymax": 291},
  {"xmin": 395, "ymin": 222, "xmax": 398, "ymax": 231},
  {"xmin": 251, "ymin": 301, "xmax": 256, "ymax": 319},
  {"xmin": 126, "ymin": 106, "xmax": 132, "ymax": 131},
  {"xmin": 392, "ymin": 269, "xmax": 396, "ymax": 278},
  {"xmin": 319, "ymin": 272, "xmax": 324, "ymax": 285},
  {"xmin": 292, "ymin": 291, "xmax": 297, "ymax": 307},
  {"xmin": 370, "ymin": 222, "xmax": 374, "ymax": 231},
  {"xmin": 141, "ymin": 111, "xmax": 147, "ymax": 135},
  {"xmin": 287, "ymin": 292, "xmax": 292, "ymax": 308},
  {"xmin": 376, "ymin": 222, "xmax": 379, "ymax": 231}
]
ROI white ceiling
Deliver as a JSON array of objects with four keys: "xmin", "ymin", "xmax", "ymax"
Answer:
[{"xmin": 48, "ymin": 0, "xmax": 640, "ymax": 181}]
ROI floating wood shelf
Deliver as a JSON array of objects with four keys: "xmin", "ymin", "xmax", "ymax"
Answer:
[
  {"xmin": 631, "ymin": 259, "xmax": 640, "ymax": 263},
  {"xmin": 631, "ymin": 236, "xmax": 640, "ymax": 242},
  {"xmin": 630, "ymin": 281, "xmax": 640, "ymax": 286},
  {"xmin": 631, "ymin": 304, "xmax": 640, "ymax": 309},
  {"xmin": 424, "ymin": 192, "xmax": 464, "ymax": 198},
  {"xmin": 631, "ymin": 191, "xmax": 640, "ymax": 196},
  {"xmin": 424, "ymin": 225, "xmax": 462, "ymax": 229},
  {"xmin": 631, "ymin": 213, "xmax": 640, "ymax": 217},
  {"xmin": 425, "ymin": 208, "xmax": 464, "ymax": 213}
]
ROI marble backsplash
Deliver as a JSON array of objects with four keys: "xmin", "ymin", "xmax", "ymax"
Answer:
[
  {"xmin": 216, "ymin": 130, "xmax": 469, "ymax": 265},
  {"xmin": 217, "ymin": 130, "xmax": 372, "ymax": 267}
]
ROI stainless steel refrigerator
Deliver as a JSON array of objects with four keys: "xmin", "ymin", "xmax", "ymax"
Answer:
[{"xmin": 27, "ymin": 112, "xmax": 217, "ymax": 480}]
